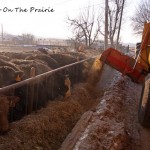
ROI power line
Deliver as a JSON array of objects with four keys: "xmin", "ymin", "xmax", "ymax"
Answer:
[
  {"xmin": 56, "ymin": 3, "xmax": 103, "ymax": 14},
  {"xmin": 53, "ymin": 0, "xmax": 75, "ymax": 7}
]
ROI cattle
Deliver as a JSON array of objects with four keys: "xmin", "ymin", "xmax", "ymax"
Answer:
[
  {"xmin": 0, "ymin": 55, "xmax": 10, "ymax": 61},
  {"xmin": 0, "ymin": 58, "xmax": 22, "ymax": 72},
  {"xmin": 4, "ymin": 52, "xmax": 33, "ymax": 60},
  {"xmin": 49, "ymin": 53, "xmax": 77, "ymax": 67},
  {"xmin": 5, "ymin": 59, "xmax": 71, "ymax": 120},
  {"xmin": 0, "ymin": 95, "xmax": 20, "ymax": 134},
  {"xmin": 37, "ymin": 47, "xmax": 49, "ymax": 54},
  {"xmin": 46, "ymin": 72, "xmax": 71, "ymax": 99},
  {"xmin": 65, "ymin": 52, "xmax": 87, "ymax": 61},
  {"xmin": 0, "ymin": 54, "xmax": 71, "ymax": 121},
  {"xmin": 11, "ymin": 70, "xmax": 49, "ymax": 119},
  {"xmin": 26, "ymin": 54, "xmax": 59, "ymax": 69},
  {"xmin": 10, "ymin": 59, "xmax": 49, "ymax": 69},
  {"xmin": 0, "ymin": 66, "xmax": 24, "ymax": 88},
  {"xmin": 49, "ymin": 53, "xmax": 91, "ymax": 85},
  {"xmin": 25, "ymin": 53, "xmax": 90, "ymax": 85},
  {"xmin": 0, "ymin": 51, "xmax": 87, "ymax": 124},
  {"xmin": 12, "ymin": 60, "xmax": 51, "ymax": 79},
  {"xmin": 49, "ymin": 53, "xmax": 78, "ymax": 84},
  {"xmin": 10, "ymin": 72, "xmax": 71, "ymax": 121}
]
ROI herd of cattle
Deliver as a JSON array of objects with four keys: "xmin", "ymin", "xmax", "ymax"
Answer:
[{"xmin": 0, "ymin": 49, "xmax": 92, "ymax": 134}]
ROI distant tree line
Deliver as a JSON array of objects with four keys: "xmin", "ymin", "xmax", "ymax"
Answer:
[
  {"xmin": 12, "ymin": 34, "xmax": 35, "ymax": 45},
  {"xmin": 0, "ymin": 33, "xmax": 35, "ymax": 45}
]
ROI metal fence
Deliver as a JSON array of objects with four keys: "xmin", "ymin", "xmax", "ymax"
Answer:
[{"xmin": 0, "ymin": 56, "xmax": 96, "ymax": 122}]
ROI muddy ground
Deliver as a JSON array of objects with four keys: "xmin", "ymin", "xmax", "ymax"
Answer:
[{"xmin": 0, "ymin": 47, "xmax": 150, "ymax": 149}]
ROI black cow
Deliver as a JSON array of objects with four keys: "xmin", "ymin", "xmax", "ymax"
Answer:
[
  {"xmin": 9, "ymin": 71, "xmax": 71, "ymax": 121},
  {"xmin": 0, "ymin": 66, "xmax": 24, "ymax": 88},
  {"xmin": 26, "ymin": 54, "xmax": 59, "ymax": 69},
  {"xmin": 49, "ymin": 53, "xmax": 90, "ymax": 85}
]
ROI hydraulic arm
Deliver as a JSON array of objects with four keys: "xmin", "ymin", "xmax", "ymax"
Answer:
[{"xmin": 100, "ymin": 22, "xmax": 150, "ymax": 84}]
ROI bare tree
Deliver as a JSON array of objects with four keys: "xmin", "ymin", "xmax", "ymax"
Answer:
[
  {"xmin": 131, "ymin": 0, "xmax": 150, "ymax": 34},
  {"xmin": 107, "ymin": 0, "xmax": 126, "ymax": 47},
  {"xmin": 67, "ymin": 7, "xmax": 101, "ymax": 49}
]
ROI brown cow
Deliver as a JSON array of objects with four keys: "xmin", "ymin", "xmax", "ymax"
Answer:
[{"xmin": 0, "ymin": 95, "xmax": 20, "ymax": 134}]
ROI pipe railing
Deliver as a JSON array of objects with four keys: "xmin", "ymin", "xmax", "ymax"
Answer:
[{"xmin": 0, "ymin": 56, "xmax": 97, "ymax": 93}]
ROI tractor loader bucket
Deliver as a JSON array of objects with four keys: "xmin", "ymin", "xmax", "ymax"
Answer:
[{"xmin": 100, "ymin": 48, "xmax": 148, "ymax": 83}]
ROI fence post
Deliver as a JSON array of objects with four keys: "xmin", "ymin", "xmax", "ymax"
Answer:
[{"xmin": 27, "ymin": 67, "xmax": 36, "ymax": 114}]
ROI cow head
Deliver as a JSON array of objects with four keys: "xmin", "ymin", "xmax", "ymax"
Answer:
[
  {"xmin": 0, "ymin": 66, "xmax": 24, "ymax": 87},
  {"xmin": 0, "ymin": 95, "xmax": 20, "ymax": 134},
  {"xmin": 55, "ymin": 73, "xmax": 71, "ymax": 98}
]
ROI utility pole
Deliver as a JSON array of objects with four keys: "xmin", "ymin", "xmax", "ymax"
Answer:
[
  {"xmin": 104, "ymin": 0, "xmax": 108, "ymax": 50},
  {"xmin": 116, "ymin": 0, "xmax": 125, "ymax": 48},
  {"xmin": 1, "ymin": 24, "xmax": 3, "ymax": 44}
]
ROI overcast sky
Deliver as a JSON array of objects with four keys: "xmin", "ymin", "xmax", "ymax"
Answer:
[{"xmin": 0, "ymin": 0, "xmax": 142, "ymax": 44}]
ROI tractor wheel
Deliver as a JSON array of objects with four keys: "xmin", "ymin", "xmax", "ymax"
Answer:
[{"xmin": 138, "ymin": 79, "xmax": 150, "ymax": 127}]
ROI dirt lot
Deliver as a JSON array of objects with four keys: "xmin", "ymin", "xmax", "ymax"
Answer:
[{"xmin": 1, "ymin": 46, "xmax": 150, "ymax": 149}]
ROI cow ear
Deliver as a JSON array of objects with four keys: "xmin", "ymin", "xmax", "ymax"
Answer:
[
  {"xmin": 15, "ymin": 71, "xmax": 24, "ymax": 81},
  {"xmin": 7, "ymin": 96, "xmax": 20, "ymax": 108},
  {"xmin": 15, "ymin": 74, "xmax": 21, "ymax": 82}
]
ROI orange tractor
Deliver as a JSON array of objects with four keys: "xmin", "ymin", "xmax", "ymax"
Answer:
[{"xmin": 100, "ymin": 22, "xmax": 150, "ymax": 127}]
